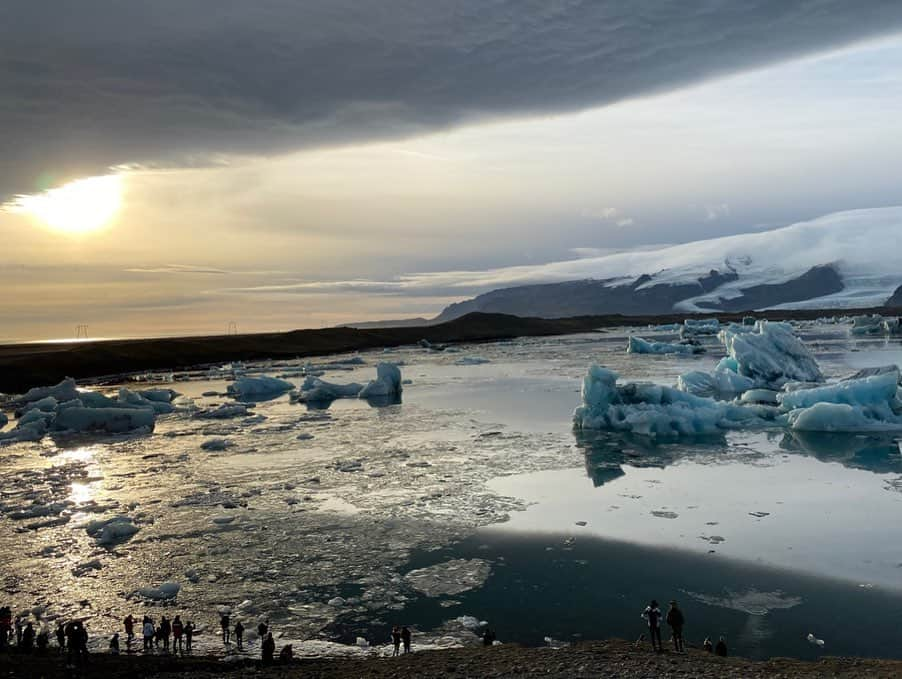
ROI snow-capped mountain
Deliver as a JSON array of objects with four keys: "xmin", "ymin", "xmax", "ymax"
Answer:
[{"xmin": 436, "ymin": 207, "xmax": 902, "ymax": 321}]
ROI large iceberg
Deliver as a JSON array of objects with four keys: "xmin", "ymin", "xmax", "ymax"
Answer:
[
  {"xmin": 54, "ymin": 407, "xmax": 156, "ymax": 434},
  {"xmin": 20, "ymin": 378, "xmax": 80, "ymax": 405},
  {"xmin": 676, "ymin": 368, "xmax": 755, "ymax": 399},
  {"xmin": 850, "ymin": 314, "xmax": 884, "ymax": 336},
  {"xmin": 719, "ymin": 321, "xmax": 822, "ymax": 389},
  {"xmin": 573, "ymin": 366, "xmax": 773, "ymax": 439},
  {"xmin": 679, "ymin": 318, "xmax": 720, "ymax": 339},
  {"xmin": 627, "ymin": 337, "xmax": 702, "ymax": 356}
]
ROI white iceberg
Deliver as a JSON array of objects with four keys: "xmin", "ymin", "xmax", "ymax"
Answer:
[
  {"xmin": 676, "ymin": 368, "xmax": 755, "ymax": 399},
  {"xmin": 628, "ymin": 337, "xmax": 702, "ymax": 355},
  {"xmin": 719, "ymin": 321, "xmax": 823, "ymax": 389},
  {"xmin": 227, "ymin": 375, "xmax": 294, "ymax": 398},
  {"xmin": 358, "ymin": 363, "xmax": 403, "ymax": 399}
]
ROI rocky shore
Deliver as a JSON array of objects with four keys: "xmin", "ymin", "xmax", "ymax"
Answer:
[{"xmin": 3, "ymin": 639, "xmax": 902, "ymax": 678}]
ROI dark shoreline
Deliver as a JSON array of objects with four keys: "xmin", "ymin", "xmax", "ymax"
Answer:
[
  {"xmin": 1, "ymin": 307, "xmax": 897, "ymax": 394},
  {"xmin": 2, "ymin": 639, "xmax": 901, "ymax": 678}
]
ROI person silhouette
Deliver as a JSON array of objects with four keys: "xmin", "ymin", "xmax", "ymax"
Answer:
[
  {"xmin": 642, "ymin": 600, "xmax": 663, "ymax": 652},
  {"xmin": 391, "ymin": 626, "xmax": 401, "ymax": 656}
]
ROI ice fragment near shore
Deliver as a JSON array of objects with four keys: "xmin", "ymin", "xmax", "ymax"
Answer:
[
  {"xmin": 85, "ymin": 515, "xmax": 140, "ymax": 545},
  {"xmin": 54, "ymin": 407, "xmax": 156, "ymax": 434},
  {"xmin": 358, "ymin": 363, "xmax": 403, "ymax": 399},
  {"xmin": 679, "ymin": 318, "xmax": 720, "ymax": 339},
  {"xmin": 404, "ymin": 559, "xmax": 492, "ymax": 597},
  {"xmin": 676, "ymin": 368, "xmax": 755, "ymax": 399},
  {"xmin": 20, "ymin": 377, "xmax": 79, "ymax": 404},
  {"xmin": 297, "ymin": 363, "xmax": 402, "ymax": 402},
  {"xmin": 627, "ymin": 337, "xmax": 702, "ymax": 355},
  {"xmin": 136, "ymin": 582, "xmax": 181, "ymax": 600}
]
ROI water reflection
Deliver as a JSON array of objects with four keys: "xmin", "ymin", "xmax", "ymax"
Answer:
[{"xmin": 576, "ymin": 429, "xmax": 902, "ymax": 486}]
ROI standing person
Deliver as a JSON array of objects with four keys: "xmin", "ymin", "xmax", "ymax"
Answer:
[
  {"xmin": 14, "ymin": 616, "xmax": 23, "ymax": 647},
  {"xmin": 109, "ymin": 633, "xmax": 120, "ymax": 655},
  {"xmin": 220, "ymin": 612, "xmax": 231, "ymax": 644},
  {"xmin": 79, "ymin": 623, "xmax": 90, "ymax": 664},
  {"xmin": 56, "ymin": 622, "xmax": 66, "ymax": 653},
  {"xmin": 142, "ymin": 616, "xmax": 155, "ymax": 652},
  {"xmin": 642, "ymin": 600, "xmax": 663, "ymax": 652},
  {"xmin": 257, "ymin": 620, "xmax": 268, "ymax": 640},
  {"xmin": 666, "ymin": 600, "xmax": 685, "ymax": 653},
  {"xmin": 234, "ymin": 621, "xmax": 244, "ymax": 650},
  {"xmin": 21, "ymin": 622, "xmax": 35, "ymax": 651},
  {"xmin": 160, "ymin": 615, "xmax": 171, "ymax": 652},
  {"xmin": 715, "ymin": 636, "xmax": 728, "ymax": 657},
  {"xmin": 261, "ymin": 632, "xmax": 275, "ymax": 664},
  {"xmin": 482, "ymin": 628, "xmax": 496, "ymax": 646},
  {"xmin": 172, "ymin": 616, "xmax": 184, "ymax": 653},
  {"xmin": 184, "ymin": 621, "xmax": 194, "ymax": 653},
  {"xmin": 401, "ymin": 626, "xmax": 412, "ymax": 654},
  {"xmin": 391, "ymin": 626, "xmax": 401, "ymax": 656},
  {"xmin": 36, "ymin": 628, "xmax": 49, "ymax": 654},
  {"xmin": 703, "ymin": 637, "xmax": 713, "ymax": 653},
  {"xmin": 279, "ymin": 644, "xmax": 293, "ymax": 664},
  {"xmin": 65, "ymin": 621, "xmax": 78, "ymax": 666},
  {"xmin": 124, "ymin": 614, "xmax": 135, "ymax": 646},
  {"xmin": 0, "ymin": 607, "xmax": 10, "ymax": 649}
]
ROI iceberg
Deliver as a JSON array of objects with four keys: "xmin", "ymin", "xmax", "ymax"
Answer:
[
  {"xmin": 85, "ymin": 516, "xmax": 140, "ymax": 545},
  {"xmin": 573, "ymin": 366, "xmax": 774, "ymax": 439},
  {"xmin": 358, "ymin": 363, "xmax": 403, "ymax": 399},
  {"xmin": 136, "ymin": 582, "xmax": 181, "ymax": 600},
  {"xmin": 679, "ymin": 318, "xmax": 720, "ymax": 339},
  {"xmin": 454, "ymin": 356, "xmax": 492, "ymax": 365},
  {"xmin": 627, "ymin": 337, "xmax": 702, "ymax": 355},
  {"xmin": 676, "ymin": 368, "xmax": 755, "ymax": 399},
  {"xmin": 850, "ymin": 314, "xmax": 884, "ymax": 336},
  {"xmin": 117, "ymin": 388, "xmax": 174, "ymax": 414},
  {"xmin": 227, "ymin": 375, "xmax": 295, "ymax": 398},
  {"xmin": 139, "ymin": 388, "xmax": 178, "ymax": 403},
  {"xmin": 0, "ymin": 411, "xmax": 7, "ymax": 428},
  {"xmin": 883, "ymin": 318, "xmax": 902, "ymax": 336},
  {"xmin": 20, "ymin": 377, "xmax": 79, "ymax": 404},
  {"xmin": 297, "ymin": 376, "xmax": 364, "ymax": 403},
  {"xmin": 196, "ymin": 404, "xmax": 249, "ymax": 419},
  {"xmin": 719, "ymin": 321, "xmax": 823, "ymax": 389}
]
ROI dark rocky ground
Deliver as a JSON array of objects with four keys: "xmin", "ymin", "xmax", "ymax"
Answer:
[{"xmin": 3, "ymin": 640, "xmax": 901, "ymax": 678}]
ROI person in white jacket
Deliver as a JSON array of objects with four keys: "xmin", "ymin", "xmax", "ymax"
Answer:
[{"xmin": 142, "ymin": 617, "xmax": 155, "ymax": 652}]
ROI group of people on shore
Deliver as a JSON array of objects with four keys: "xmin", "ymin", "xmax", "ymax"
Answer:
[
  {"xmin": 641, "ymin": 599, "xmax": 727, "ymax": 657},
  {"xmin": 1, "ymin": 607, "xmax": 91, "ymax": 666}
]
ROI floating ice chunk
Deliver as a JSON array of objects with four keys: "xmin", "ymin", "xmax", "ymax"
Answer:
[
  {"xmin": 0, "ymin": 411, "xmax": 7, "ymax": 428},
  {"xmin": 404, "ymin": 559, "xmax": 492, "ymax": 597},
  {"xmin": 787, "ymin": 403, "xmax": 902, "ymax": 432},
  {"xmin": 227, "ymin": 375, "xmax": 294, "ymax": 398},
  {"xmin": 23, "ymin": 396, "xmax": 58, "ymax": 413},
  {"xmin": 627, "ymin": 337, "xmax": 702, "ymax": 355},
  {"xmin": 679, "ymin": 318, "xmax": 720, "ymax": 339},
  {"xmin": 136, "ymin": 582, "xmax": 181, "ymax": 600},
  {"xmin": 196, "ymin": 404, "xmax": 249, "ymax": 419},
  {"xmin": 455, "ymin": 615, "xmax": 485, "ymax": 630},
  {"xmin": 201, "ymin": 438, "xmax": 232, "ymax": 451},
  {"xmin": 740, "ymin": 389, "xmax": 781, "ymax": 405},
  {"xmin": 780, "ymin": 369, "xmax": 900, "ymax": 411},
  {"xmin": 883, "ymin": 318, "xmax": 902, "ymax": 336},
  {"xmin": 676, "ymin": 368, "xmax": 755, "ymax": 399},
  {"xmin": 54, "ymin": 406, "xmax": 156, "ymax": 434},
  {"xmin": 454, "ymin": 356, "xmax": 491, "ymax": 365},
  {"xmin": 78, "ymin": 390, "xmax": 118, "ymax": 408},
  {"xmin": 117, "ymin": 388, "xmax": 174, "ymax": 414},
  {"xmin": 850, "ymin": 314, "xmax": 884, "ymax": 336},
  {"xmin": 807, "ymin": 633, "xmax": 825, "ymax": 647},
  {"xmin": 211, "ymin": 515, "xmax": 236, "ymax": 525},
  {"xmin": 139, "ymin": 388, "xmax": 178, "ymax": 403},
  {"xmin": 654, "ymin": 323, "xmax": 681, "ymax": 333},
  {"xmin": 720, "ymin": 321, "xmax": 823, "ymax": 389},
  {"xmin": 358, "ymin": 363, "xmax": 403, "ymax": 399},
  {"xmin": 72, "ymin": 558, "xmax": 103, "ymax": 577},
  {"xmin": 85, "ymin": 515, "xmax": 140, "ymax": 545},
  {"xmin": 297, "ymin": 376, "xmax": 363, "ymax": 402},
  {"xmin": 21, "ymin": 377, "xmax": 79, "ymax": 404},
  {"xmin": 573, "ymin": 365, "xmax": 774, "ymax": 439}
]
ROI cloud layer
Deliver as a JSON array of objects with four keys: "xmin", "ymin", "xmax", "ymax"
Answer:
[{"xmin": 5, "ymin": 1, "xmax": 902, "ymax": 197}]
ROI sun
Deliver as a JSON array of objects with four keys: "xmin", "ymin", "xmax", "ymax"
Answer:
[{"xmin": 8, "ymin": 174, "xmax": 123, "ymax": 235}]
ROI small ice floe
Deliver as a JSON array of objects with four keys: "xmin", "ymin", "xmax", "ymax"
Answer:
[
  {"xmin": 627, "ymin": 337, "xmax": 702, "ymax": 356},
  {"xmin": 296, "ymin": 433, "xmax": 314, "ymax": 441},
  {"xmin": 404, "ymin": 559, "xmax": 492, "ymax": 597},
  {"xmin": 574, "ymin": 521, "xmax": 588, "ymax": 527},
  {"xmin": 807, "ymin": 633, "xmax": 825, "ymax": 647},
  {"xmin": 136, "ymin": 582, "xmax": 181, "ymax": 600},
  {"xmin": 454, "ymin": 356, "xmax": 491, "ymax": 365},
  {"xmin": 72, "ymin": 559, "xmax": 103, "ymax": 577},
  {"xmin": 195, "ymin": 404, "xmax": 249, "ymax": 419},
  {"xmin": 211, "ymin": 515, "xmax": 236, "ymax": 525},
  {"xmin": 227, "ymin": 375, "xmax": 294, "ymax": 398},
  {"xmin": 327, "ymin": 597, "xmax": 346, "ymax": 607},
  {"xmin": 84, "ymin": 516, "xmax": 140, "ymax": 546},
  {"xmin": 201, "ymin": 437, "xmax": 232, "ymax": 451}
]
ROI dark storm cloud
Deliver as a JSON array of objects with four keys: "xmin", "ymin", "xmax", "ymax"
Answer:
[{"xmin": 3, "ymin": 0, "xmax": 902, "ymax": 197}]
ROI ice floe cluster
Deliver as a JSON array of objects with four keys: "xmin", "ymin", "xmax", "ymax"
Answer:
[
  {"xmin": 1, "ymin": 378, "xmax": 177, "ymax": 444},
  {"xmin": 577, "ymin": 320, "xmax": 902, "ymax": 438},
  {"xmin": 295, "ymin": 362, "xmax": 403, "ymax": 404}
]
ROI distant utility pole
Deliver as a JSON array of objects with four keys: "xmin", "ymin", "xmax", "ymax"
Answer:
[
  {"xmin": 227, "ymin": 321, "xmax": 238, "ymax": 335},
  {"xmin": 75, "ymin": 324, "xmax": 89, "ymax": 339}
]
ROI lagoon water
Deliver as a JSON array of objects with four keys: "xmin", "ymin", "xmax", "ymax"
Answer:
[{"xmin": 2, "ymin": 323, "xmax": 902, "ymax": 659}]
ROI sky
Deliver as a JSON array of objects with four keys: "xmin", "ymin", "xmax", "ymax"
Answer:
[{"xmin": 3, "ymin": 2, "xmax": 902, "ymax": 341}]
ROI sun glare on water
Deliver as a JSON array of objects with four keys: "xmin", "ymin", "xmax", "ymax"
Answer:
[{"xmin": 8, "ymin": 174, "xmax": 123, "ymax": 235}]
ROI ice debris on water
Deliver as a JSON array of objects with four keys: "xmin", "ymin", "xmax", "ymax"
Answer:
[
  {"xmin": 679, "ymin": 318, "xmax": 720, "ymax": 339},
  {"xmin": 227, "ymin": 375, "xmax": 295, "ymax": 398},
  {"xmin": 201, "ymin": 437, "xmax": 232, "ymax": 451},
  {"xmin": 454, "ymin": 356, "xmax": 491, "ymax": 365},
  {"xmin": 136, "ymin": 582, "xmax": 181, "ymax": 600},
  {"xmin": 84, "ymin": 515, "xmax": 140, "ymax": 545},
  {"xmin": 404, "ymin": 559, "xmax": 491, "ymax": 597},
  {"xmin": 627, "ymin": 337, "xmax": 702, "ymax": 355},
  {"xmin": 0, "ymin": 378, "xmax": 180, "ymax": 444},
  {"xmin": 718, "ymin": 321, "xmax": 823, "ymax": 389},
  {"xmin": 807, "ymin": 633, "xmax": 825, "ymax": 647}
]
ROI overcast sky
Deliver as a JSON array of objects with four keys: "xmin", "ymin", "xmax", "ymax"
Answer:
[{"xmin": 3, "ymin": 2, "xmax": 902, "ymax": 340}]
